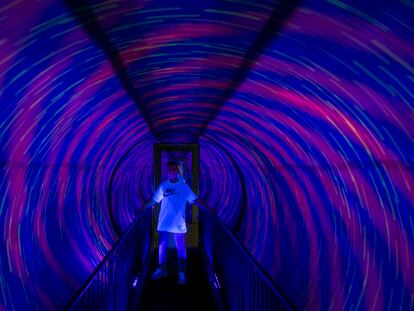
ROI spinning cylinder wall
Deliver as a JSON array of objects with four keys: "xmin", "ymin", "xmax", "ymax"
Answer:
[{"xmin": 0, "ymin": 0, "xmax": 413, "ymax": 310}]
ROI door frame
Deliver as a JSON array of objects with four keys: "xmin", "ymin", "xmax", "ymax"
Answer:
[{"xmin": 153, "ymin": 143, "xmax": 200, "ymax": 248}]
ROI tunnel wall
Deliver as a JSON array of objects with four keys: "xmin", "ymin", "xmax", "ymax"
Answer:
[
  {"xmin": 0, "ymin": 2, "xmax": 153, "ymax": 309},
  {"xmin": 0, "ymin": 0, "xmax": 413, "ymax": 310},
  {"xmin": 202, "ymin": 1, "xmax": 414, "ymax": 310}
]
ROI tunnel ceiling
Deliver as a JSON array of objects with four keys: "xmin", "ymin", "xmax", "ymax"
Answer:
[{"xmin": 65, "ymin": 0, "xmax": 297, "ymax": 142}]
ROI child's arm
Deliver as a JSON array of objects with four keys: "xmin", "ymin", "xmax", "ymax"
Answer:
[
  {"xmin": 140, "ymin": 184, "xmax": 163, "ymax": 211},
  {"xmin": 193, "ymin": 198, "xmax": 217, "ymax": 213}
]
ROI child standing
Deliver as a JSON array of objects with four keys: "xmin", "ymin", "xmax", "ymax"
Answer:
[{"xmin": 144, "ymin": 160, "xmax": 209, "ymax": 285}]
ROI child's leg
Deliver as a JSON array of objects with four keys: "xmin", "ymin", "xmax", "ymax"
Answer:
[
  {"xmin": 158, "ymin": 231, "xmax": 169, "ymax": 268},
  {"xmin": 173, "ymin": 233, "xmax": 186, "ymax": 273}
]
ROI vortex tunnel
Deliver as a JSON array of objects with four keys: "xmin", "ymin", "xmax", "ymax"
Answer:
[{"xmin": 1, "ymin": 0, "xmax": 413, "ymax": 310}]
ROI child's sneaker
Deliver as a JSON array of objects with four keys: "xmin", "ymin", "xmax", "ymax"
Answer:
[
  {"xmin": 151, "ymin": 267, "xmax": 167, "ymax": 280},
  {"xmin": 178, "ymin": 272, "xmax": 186, "ymax": 285}
]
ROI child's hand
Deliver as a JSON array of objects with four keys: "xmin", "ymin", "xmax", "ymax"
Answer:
[
  {"xmin": 195, "ymin": 198, "xmax": 217, "ymax": 214},
  {"xmin": 143, "ymin": 199, "xmax": 157, "ymax": 209}
]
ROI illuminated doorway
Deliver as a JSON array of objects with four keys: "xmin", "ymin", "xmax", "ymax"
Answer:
[{"xmin": 153, "ymin": 144, "xmax": 200, "ymax": 248}]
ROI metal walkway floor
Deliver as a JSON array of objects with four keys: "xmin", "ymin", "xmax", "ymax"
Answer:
[{"xmin": 137, "ymin": 248, "xmax": 218, "ymax": 311}]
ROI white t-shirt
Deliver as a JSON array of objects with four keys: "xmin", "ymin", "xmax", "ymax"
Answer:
[{"xmin": 152, "ymin": 178, "xmax": 198, "ymax": 233}]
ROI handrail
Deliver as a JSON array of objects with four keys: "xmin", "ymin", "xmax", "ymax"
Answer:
[
  {"xmin": 199, "ymin": 208, "xmax": 295, "ymax": 311},
  {"xmin": 65, "ymin": 208, "xmax": 152, "ymax": 310}
]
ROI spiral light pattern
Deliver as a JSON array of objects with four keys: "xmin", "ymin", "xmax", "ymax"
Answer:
[{"xmin": 1, "ymin": 0, "xmax": 413, "ymax": 310}]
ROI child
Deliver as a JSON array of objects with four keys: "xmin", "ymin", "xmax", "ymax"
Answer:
[{"xmin": 144, "ymin": 160, "xmax": 211, "ymax": 285}]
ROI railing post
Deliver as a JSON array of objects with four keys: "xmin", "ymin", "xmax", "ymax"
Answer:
[{"xmin": 108, "ymin": 254, "xmax": 115, "ymax": 310}]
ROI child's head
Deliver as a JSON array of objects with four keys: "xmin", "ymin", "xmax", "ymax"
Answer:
[{"xmin": 166, "ymin": 160, "xmax": 179, "ymax": 180}]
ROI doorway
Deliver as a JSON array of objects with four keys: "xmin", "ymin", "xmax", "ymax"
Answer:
[{"xmin": 153, "ymin": 143, "xmax": 200, "ymax": 248}]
